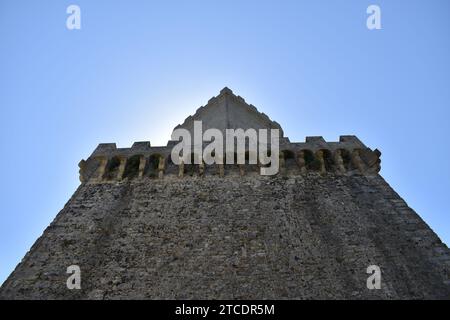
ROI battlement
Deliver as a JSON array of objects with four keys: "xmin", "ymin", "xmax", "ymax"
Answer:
[
  {"xmin": 79, "ymin": 88, "xmax": 381, "ymax": 183},
  {"xmin": 79, "ymin": 136, "xmax": 381, "ymax": 183}
]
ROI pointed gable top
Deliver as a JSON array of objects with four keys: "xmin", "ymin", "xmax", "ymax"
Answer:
[{"xmin": 173, "ymin": 87, "xmax": 284, "ymax": 137}]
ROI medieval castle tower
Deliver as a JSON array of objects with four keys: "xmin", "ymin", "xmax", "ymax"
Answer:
[{"xmin": 1, "ymin": 88, "xmax": 449, "ymax": 299}]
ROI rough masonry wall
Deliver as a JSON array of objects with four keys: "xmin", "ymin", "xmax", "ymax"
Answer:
[{"xmin": 1, "ymin": 173, "xmax": 449, "ymax": 299}]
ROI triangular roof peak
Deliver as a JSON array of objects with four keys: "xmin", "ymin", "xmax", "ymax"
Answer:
[
  {"xmin": 219, "ymin": 86, "xmax": 233, "ymax": 94},
  {"xmin": 174, "ymin": 87, "xmax": 284, "ymax": 137}
]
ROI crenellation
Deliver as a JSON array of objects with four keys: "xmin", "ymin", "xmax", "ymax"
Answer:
[
  {"xmin": 305, "ymin": 136, "xmax": 327, "ymax": 144},
  {"xmin": 236, "ymin": 95, "xmax": 246, "ymax": 104},
  {"xmin": 82, "ymin": 135, "xmax": 381, "ymax": 183},
  {"xmin": 207, "ymin": 97, "xmax": 217, "ymax": 105},
  {"xmin": 85, "ymin": 123, "xmax": 380, "ymax": 184},
  {"xmin": 339, "ymin": 135, "xmax": 365, "ymax": 147},
  {"xmin": 131, "ymin": 141, "xmax": 151, "ymax": 151},
  {"xmin": 92, "ymin": 143, "xmax": 117, "ymax": 155}
]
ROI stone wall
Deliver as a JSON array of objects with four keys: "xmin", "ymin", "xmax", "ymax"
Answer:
[{"xmin": 1, "ymin": 173, "xmax": 448, "ymax": 299}]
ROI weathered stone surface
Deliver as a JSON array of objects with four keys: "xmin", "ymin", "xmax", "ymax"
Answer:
[{"xmin": 0, "ymin": 174, "xmax": 448, "ymax": 299}]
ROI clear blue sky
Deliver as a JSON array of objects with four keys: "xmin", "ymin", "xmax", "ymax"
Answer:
[{"xmin": 1, "ymin": 0, "xmax": 449, "ymax": 285}]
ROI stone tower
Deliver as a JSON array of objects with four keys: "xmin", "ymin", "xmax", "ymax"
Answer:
[{"xmin": 1, "ymin": 88, "xmax": 449, "ymax": 299}]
